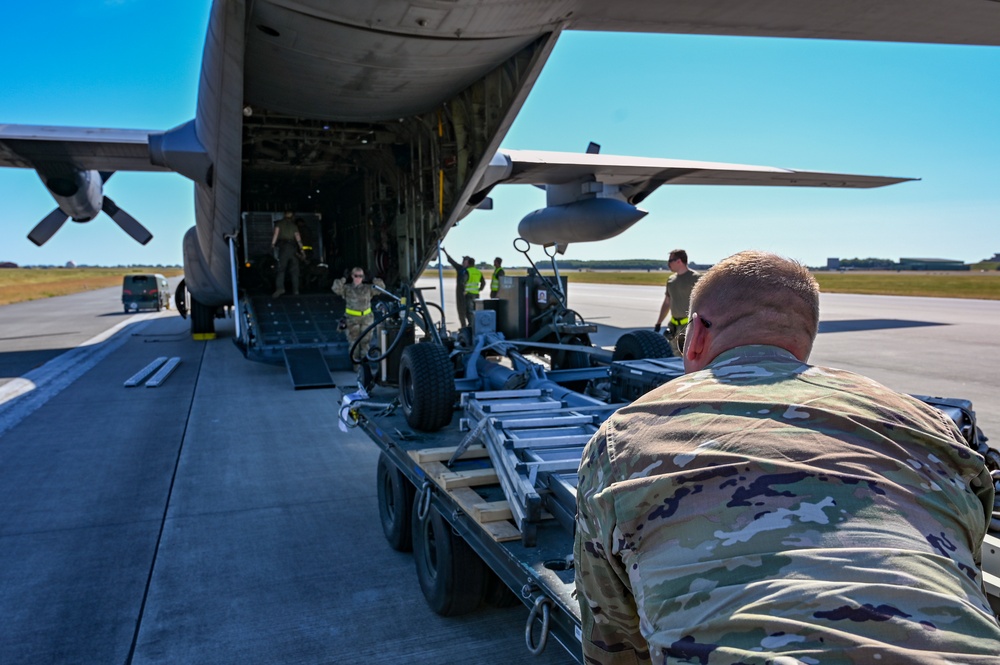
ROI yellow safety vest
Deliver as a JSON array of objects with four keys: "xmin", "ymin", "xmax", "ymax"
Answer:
[
  {"xmin": 465, "ymin": 267, "xmax": 483, "ymax": 295},
  {"xmin": 490, "ymin": 267, "xmax": 505, "ymax": 294}
]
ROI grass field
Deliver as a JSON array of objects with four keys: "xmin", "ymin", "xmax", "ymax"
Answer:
[
  {"xmin": 1, "ymin": 266, "xmax": 997, "ymax": 306},
  {"xmin": 0, "ymin": 268, "xmax": 183, "ymax": 306},
  {"xmin": 428, "ymin": 268, "xmax": 1000, "ymax": 300}
]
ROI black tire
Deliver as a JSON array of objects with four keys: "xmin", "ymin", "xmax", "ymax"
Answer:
[
  {"xmin": 482, "ymin": 570, "xmax": 521, "ymax": 608},
  {"xmin": 191, "ymin": 296, "xmax": 215, "ymax": 335},
  {"xmin": 174, "ymin": 279, "xmax": 188, "ymax": 320},
  {"xmin": 399, "ymin": 343, "xmax": 455, "ymax": 432},
  {"xmin": 555, "ymin": 348, "xmax": 593, "ymax": 392},
  {"xmin": 411, "ymin": 502, "xmax": 487, "ymax": 616},
  {"xmin": 612, "ymin": 330, "xmax": 673, "ymax": 361},
  {"xmin": 376, "ymin": 453, "xmax": 414, "ymax": 552}
]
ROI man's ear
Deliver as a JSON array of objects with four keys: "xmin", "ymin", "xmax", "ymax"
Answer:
[{"xmin": 683, "ymin": 317, "xmax": 708, "ymax": 371}]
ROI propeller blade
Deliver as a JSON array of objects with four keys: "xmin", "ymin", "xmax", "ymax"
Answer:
[
  {"xmin": 28, "ymin": 208, "xmax": 69, "ymax": 246},
  {"xmin": 102, "ymin": 197, "xmax": 153, "ymax": 245}
]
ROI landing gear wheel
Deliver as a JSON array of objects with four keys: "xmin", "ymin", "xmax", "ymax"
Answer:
[
  {"xmin": 411, "ymin": 502, "xmax": 487, "ymax": 616},
  {"xmin": 377, "ymin": 453, "xmax": 414, "ymax": 552},
  {"xmin": 174, "ymin": 279, "xmax": 188, "ymax": 320},
  {"xmin": 612, "ymin": 330, "xmax": 673, "ymax": 361},
  {"xmin": 191, "ymin": 296, "xmax": 215, "ymax": 336},
  {"xmin": 399, "ymin": 343, "xmax": 455, "ymax": 432}
]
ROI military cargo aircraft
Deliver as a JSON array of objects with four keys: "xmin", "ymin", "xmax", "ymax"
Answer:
[{"xmin": 2, "ymin": 0, "xmax": 999, "ymax": 344}]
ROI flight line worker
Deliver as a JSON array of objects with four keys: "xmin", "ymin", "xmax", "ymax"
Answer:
[
  {"xmin": 331, "ymin": 267, "xmax": 385, "ymax": 361},
  {"xmin": 443, "ymin": 248, "xmax": 484, "ymax": 330},
  {"xmin": 271, "ymin": 211, "xmax": 303, "ymax": 297},
  {"xmin": 490, "ymin": 256, "xmax": 505, "ymax": 298},
  {"xmin": 653, "ymin": 249, "xmax": 700, "ymax": 355},
  {"xmin": 575, "ymin": 250, "xmax": 1000, "ymax": 665}
]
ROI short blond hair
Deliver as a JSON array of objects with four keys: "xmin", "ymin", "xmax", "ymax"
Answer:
[{"xmin": 690, "ymin": 250, "xmax": 819, "ymax": 351}]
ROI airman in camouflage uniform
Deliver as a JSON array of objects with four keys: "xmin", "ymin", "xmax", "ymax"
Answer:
[
  {"xmin": 332, "ymin": 266, "xmax": 385, "ymax": 361},
  {"xmin": 575, "ymin": 250, "xmax": 1000, "ymax": 664}
]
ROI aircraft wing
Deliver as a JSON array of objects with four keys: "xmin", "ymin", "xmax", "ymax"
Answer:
[
  {"xmin": 499, "ymin": 149, "xmax": 913, "ymax": 203},
  {"xmin": 564, "ymin": 1, "xmax": 1000, "ymax": 46},
  {"xmin": 0, "ymin": 124, "xmax": 167, "ymax": 172}
]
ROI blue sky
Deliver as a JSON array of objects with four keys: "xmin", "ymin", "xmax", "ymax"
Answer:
[{"xmin": 1, "ymin": 2, "xmax": 998, "ymax": 268}]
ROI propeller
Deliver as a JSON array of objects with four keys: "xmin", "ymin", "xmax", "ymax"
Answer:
[
  {"xmin": 102, "ymin": 197, "xmax": 153, "ymax": 245},
  {"xmin": 26, "ymin": 168, "xmax": 153, "ymax": 246},
  {"xmin": 27, "ymin": 209, "xmax": 70, "ymax": 246}
]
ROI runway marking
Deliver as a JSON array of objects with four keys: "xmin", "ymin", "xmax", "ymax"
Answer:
[{"xmin": 0, "ymin": 312, "xmax": 162, "ymax": 436}]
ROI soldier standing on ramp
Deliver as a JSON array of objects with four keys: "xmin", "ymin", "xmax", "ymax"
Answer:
[
  {"xmin": 271, "ymin": 211, "xmax": 304, "ymax": 297},
  {"xmin": 332, "ymin": 267, "xmax": 385, "ymax": 362}
]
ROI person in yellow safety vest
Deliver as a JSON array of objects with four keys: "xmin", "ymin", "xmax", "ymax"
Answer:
[
  {"xmin": 331, "ymin": 266, "xmax": 385, "ymax": 362},
  {"xmin": 653, "ymin": 249, "xmax": 701, "ymax": 355},
  {"xmin": 490, "ymin": 256, "xmax": 505, "ymax": 298},
  {"xmin": 443, "ymin": 248, "xmax": 485, "ymax": 330}
]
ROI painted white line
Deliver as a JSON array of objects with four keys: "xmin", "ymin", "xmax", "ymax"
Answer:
[{"xmin": 0, "ymin": 312, "xmax": 163, "ymax": 436}]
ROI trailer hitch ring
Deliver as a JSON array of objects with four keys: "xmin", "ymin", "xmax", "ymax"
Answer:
[{"xmin": 525, "ymin": 596, "xmax": 552, "ymax": 655}]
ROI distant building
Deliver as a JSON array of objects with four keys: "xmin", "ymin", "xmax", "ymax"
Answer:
[
  {"xmin": 898, "ymin": 258, "xmax": 969, "ymax": 271},
  {"xmin": 0, "ymin": 261, "xmax": 18, "ymax": 269},
  {"xmin": 65, "ymin": 261, "xmax": 77, "ymax": 268},
  {"xmin": 827, "ymin": 258, "xmax": 841, "ymax": 270}
]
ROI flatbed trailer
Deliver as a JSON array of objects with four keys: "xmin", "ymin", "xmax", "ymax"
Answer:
[
  {"xmin": 356, "ymin": 384, "xmax": 597, "ymax": 660},
  {"xmin": 352, "ymin": 357, "xmax": 1000, "ymax": 662}
]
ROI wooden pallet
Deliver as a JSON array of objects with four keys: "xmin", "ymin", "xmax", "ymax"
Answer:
[{"xmin": 410, "ymin": 445, "xmax": 522, "ymax": 542}]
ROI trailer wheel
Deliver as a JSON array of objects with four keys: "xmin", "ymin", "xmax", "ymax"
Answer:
[
  {"xmin": 411, "ymin": 503, "xmax": 487, "ymax": 616},
  {"xmin": 376, "ymin": 453, "xmax": 414, "ymax": 552},
  {"xmin": 612, "ymin": 330, "xmax": 673, "ymax": 361},
  {"xmin": 483, "ymin": 570, "xmax": 521, "ymax": 608},
  {"xmin": 399, "ymin": 343, "xmax": 455, "ymax": 432}
]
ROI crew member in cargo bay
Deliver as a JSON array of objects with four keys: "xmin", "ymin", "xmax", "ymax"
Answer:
[
  {"xmin": 653, "ymin": 248, "xmax": 700, "ymax": 355},
  {"xmin": 332, "ymin": 267, "xmax": 385, "ymax": 362},
  {"xmin": 576, "ymin": 250, "xmax": 1000, "ymax": 664},
  {"xmin": 443, "ymin": 248, "xmax": 485, "ymax": 330},
  {"xmin": 271, "ymin": 211, "xmax": 304, "ymax": 297}
]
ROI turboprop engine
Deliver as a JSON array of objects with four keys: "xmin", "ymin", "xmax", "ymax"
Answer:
[
  {"xmin": 516, "ymin": 197, "xmax": 647, "ymax": 254},
  {"xmin": 28, "ymin": 168, "xmax": 152, "ymax": 246}
]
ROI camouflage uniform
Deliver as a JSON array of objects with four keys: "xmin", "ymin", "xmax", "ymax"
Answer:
[
  {"xmin": 332, "ymin": 277, "xmax": 385, "ymax": 359},
  {"xmin": 575, "ymin": 345, "xmax": 1000, "ymax": 665},
  {"xmin": 664, "ymin": 269, "xmax": 699, "ymax": 355}
]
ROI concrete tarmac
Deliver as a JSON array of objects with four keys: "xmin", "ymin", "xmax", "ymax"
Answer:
[
  {"xmin": 1, "ymin": 281, "xmax": 997, "ymax": 664},
  {"xmin": 0, "ymin": 287, "xmax": 573, "ymax": 665}
]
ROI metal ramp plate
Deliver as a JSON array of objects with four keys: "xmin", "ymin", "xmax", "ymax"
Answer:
[
  {"xmin": 253, "ymin": 295, "xmax": 343, "ymax": 346},
  {"xmin": 283, "ymin": 347, "xmax": 335, "ymax": 390}
]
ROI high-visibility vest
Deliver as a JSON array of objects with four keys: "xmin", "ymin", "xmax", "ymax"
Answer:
[
  {"xmin": 465, "ymin": 267, "xmax": 483, "ymax": 295},
  {"xmin": 490, "ymin": 267, "xmax": 505, "ymax": 294}
]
